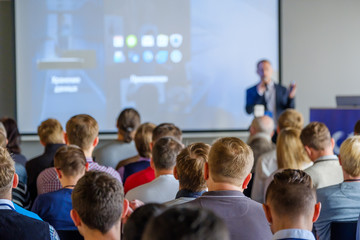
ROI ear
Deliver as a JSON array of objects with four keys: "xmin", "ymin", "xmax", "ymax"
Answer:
[
  {"xmin": 12, "ymin": 173, "xmax": 19, "ymax": 189},
  {"xmin": 276, "ymin": 126, "xmax": 280, "ymax": 134},
  {"xmin": 40, "ymin": 140, "xmax": 46, "ymax": 147},
  {"xmin": 304, "ymin": 146, "xmax": 312, "ymax": 158},
  {"xmin": 331, "ymin": 138, "xmax": 335, "ymax": 150},
  {"xmin": 242, "ymin": 173, "xmax": 252, "ymax": 190},
  {"xmin": 64, "ymin": 132, "xmax": 69, "ymax": 145},
  {"xmin": 338, "ymin": 155, "xmax": 342, "ymax": 166},
  {"xmin": 150, "ymin": 158, "xmax": 155, "ymax": 170},
  {"xmin": 85, "ymin": 162, "xmax": 89, "ymax": 171},
  {"xmin": 249, "ymin": 125, "xmax": 255, "ymax": 135},
  {"xmin": 173, "ymin": 166, "xmax": 178, "ymax": 180},
  {"xmin": 70, "ymin": 209, "xmax": 82, "ymax": 227},
  {"xmin": 93, "ymin": 136, "xmax": 99, "ymax": 147},
  {"xmin": 150, "ymin": 142, "xmax": 154, "ymax": 151},
  {"xmin": 312, "ymin": 202, "xmax": 321, "ymax": 223},
  {"xmin": 121, "ymin": 199, "xmax": 130, "ymax": 220},
  {"xmin": 262, "ymin": 204, "xmax": 273, "ymax": 224},
  {"xmin": 204, "ymin": 162, "xmax": 209, "ymax": 181},
  {"xmin": 55, "ymin": 168, "xmax": 62, "ymax": 179}
]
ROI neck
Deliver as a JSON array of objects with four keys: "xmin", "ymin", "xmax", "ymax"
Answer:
[
  {"xmin": 0, "ymin": 192, "xmax": 12, "ymax": 201},
  {"xmin": 272, "ymin": 215, "xmax": 313, "ymax": 233},
  {"xmin": 82, "ymin": 148, "xmax": 93, "ymax": 158},
  {"xmin": 311, "ymin": 149, "xmax": 334, "ymax": 161},
  {"xmin": 343, "ymin": 171, "xmax": 360, "ymax": 182},
  {"xmin": 82, "ymin": 223, "xmax": 121, "ymax": 240},
  {"xmin": 206, "ymin": 177, "xmax": 243, "ymax": 192},
  {"xmin": 154, "ymin": 169, "xmax": 173, "ymax": 178},
  {"xmin": 59, "ymin": 175, "xmax": 82, "ymax": 189}
]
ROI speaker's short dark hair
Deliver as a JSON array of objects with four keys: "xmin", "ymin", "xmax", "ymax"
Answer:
[
  {"xmin": 142, "ymin": 206, "xmax": 230, "ymax": 240},
  {"xmin": 265, "ymin": 169, "xmax": 316, "ymax": 218},
  {"xmin": 72, "ymin": 171, "xmax": 124, "ymax": 234},
  {"xmin": 152, "ymin": 137, "xmax": 183, "ymax": 170}
]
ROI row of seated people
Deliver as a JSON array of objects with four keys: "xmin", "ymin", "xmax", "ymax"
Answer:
[{"xmin": 0, "ymin": 108, "xmax": 360, "ymax": 239}]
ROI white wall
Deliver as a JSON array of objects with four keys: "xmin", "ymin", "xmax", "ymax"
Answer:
[{"xmin": 282, "ymin": 0, "xmax": 360, "ymax": 124}]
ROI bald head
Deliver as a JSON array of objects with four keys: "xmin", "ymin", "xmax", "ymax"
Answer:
[{"xmin": 250, "ymin": 116, "xmax": 274, "ymax": 136}]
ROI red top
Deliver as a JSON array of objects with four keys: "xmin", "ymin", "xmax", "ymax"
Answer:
[{"xmin": 124, "ymin": 166, "xmax": 155, "ymax": 194}]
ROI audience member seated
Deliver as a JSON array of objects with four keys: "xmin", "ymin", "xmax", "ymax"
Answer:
[
  {"xmin": 315, "ymin": 136, "xmax": 360, "ymax": 240},
  {"xmin": 143, "ymin": 206, "xmax": 230, "ymax": 240},
  {"xmin": 165, "ymin": 142, "xmax": 209, "ymax": 206},
  {"xmin": 0, "ymin": 127, "xmax": 30, "ymax": 209},
  {"xmin": 263, "ymin": 128, "xmax": 312, "ymax": 197},
  {"xmin": 123, "ymin": 122, "xmax": 156, "ymax": 183},
  {"xmin": 247, "ymin": 115, "xmax": 275, "ymax": 172},
  {"xmin": 187, "ymin": 137, "xmax": 272, "ymax": 240},
  {"xmin": 37, "ymin": 114, "xmax": 121, "ymax": 195},
  {"xmin": 245, "ymin": 115, "xmax": 275, "ymax": 197},
  {"xmin": 0, "ymin": 147, "xmax": 59, "ymax": 240},
  {"xmin": 300, "ymin": 121, "xmax": 343, "ymax": 189},
  {"xmin": 26, "ymin": 119, "xmax": 65, "ymax": 204},
  {"xmin": 124, "ymin": 123, "xmax": 182, "ymax": 194},
  {"xmin": 263, "ymin": 169, "xmax": 321, "ymax": 240},
  {"xmin": 70, "ymin": 171, "xmax": 129, "ymax": 240},
  {"xmin": 93, "ymin": 108, "xmax": 140, "ymax": 169},
  {"xmin": 32, "ymin": 145, "xmax": 88, "ymax": 231},
  {"xmin": 1, "ymin": 117, "xmax": 28, "ymax": 167},
  {"xmin": 125, "ymin": 137, "xmax": 182, "ymax": 203},
  {"xmin": 252, "ymin": 108, "xmax": 304, "ymax": 203},
  {"xmin": 123, "ymin": 203, "xmax": 165, "ymax": 240}
]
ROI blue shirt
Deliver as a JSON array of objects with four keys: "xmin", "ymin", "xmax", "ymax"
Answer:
[
  {"xmin": 315, "ymin": 182, "xmax": 360, "ymax": 240},
  {"xmin": 273, "ymin": 229, "xmax": 315, "ymax": 240},
  {"xmin": 32, "ymin": 188, "xmax": 75, "ymax": 231}
]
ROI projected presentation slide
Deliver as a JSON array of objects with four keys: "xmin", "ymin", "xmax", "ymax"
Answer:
[{"xmin": 15, "ymin": 0, "xmax": 278, "ymax": 133}]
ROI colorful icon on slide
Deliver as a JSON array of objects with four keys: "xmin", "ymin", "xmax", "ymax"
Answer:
[{"xmin": 126, "ymin": 35, "xmax": 138, "ymax": 48}]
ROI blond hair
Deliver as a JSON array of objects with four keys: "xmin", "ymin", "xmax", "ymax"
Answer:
[
  {"xmin": 0, "ymin": 147, "xmax": 15, "ymax": 197},
  {"xmin": 135, "ymin": 123, "xmax": 156, "ymax": 158},
  {"xmin": 278, "ymin": 109, "xmax": 304, "ymax": 131},
  {"xmin": 66, "ymin": 114, "xmax": 99, "ymax": 150},
  {"xmin": 277, "ymin": 128, "xmax": 311, "ymax": 169},
  {"xmin": 339, "ymin": 136, "xmax": 360, "ymax": 177},
  {"xmin": 38, "ymin": 118, "xmax": 64, "ymax": 144},
  {"xmin": 208, "ymin": 137, "xmax": 253, "ymax": 186}
]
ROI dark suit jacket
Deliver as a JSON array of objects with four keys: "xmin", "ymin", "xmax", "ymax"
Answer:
[
  {"xmin": 246, "ymin": 83, "xmax": 295, "ymax": 118},
  {"xmin": 26, "ymin": 143, "xmax": 65, "ymax": 203}
]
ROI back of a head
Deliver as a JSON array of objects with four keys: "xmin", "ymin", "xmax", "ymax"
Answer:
[
  {"xmin": 300, "ymin": 122, "xmax": 331, "ymax": 150},
  {"xmin": 0, "ymin": 147, "xmax": 15, "ymax": 198},
  {"xmin": 54, "ymin": 145, "xmax": 87, "ymax": 177},
  {"xmin": 354, "ymin": 120, "xmax": 360, "ymax": 135},
  {"xmin": 142, "ymin": 206, "xmax": 230, "ymax": 240},
  {"xmin": 72, "ymin": 171, "xmax": 124, "ymax": 234},
  {"xmin": 38, "ymin": 118, "xmax": 64, "ymax": 145},
  {"xmin": 135, "ymin": 123, "xmax": 156, "ymax": 158},
  {"xmin": 277, "ymin": 128, "xmax": 309, "ymax": 169},
  {"xmin": 250, "ymin": 116, "xmax": 274, "ymax": 135},
  {"xmin": 152, "ymin": 137, "xmax": 183, "ymax": 171},
  {"xmin": 66, "ymin": 114, "xmax": 99, "ymax": 150},
  {"xmin": 117, "ymin": 108, "xmax": 141, "ymax": 143},
  {"xmin": 278, "ymin": 109, "xmax": 304, "ymax": 131},
  {"xmin": 339, "ymin": 136, "xmax": 360, "ymax": 177},
  {"xmin": 123, "ymin": 203, "xmax": 166, "ymax": 240},
  {"xmin": 0, "ymin": 117, "xmax": 21, "ymax": 154},
  {"xmin": 176, "ymin": 142, "xmax": 209, "ymax": 192},
  {"xmin": 208, "ymin": 137, "xmax": 253, "ymax": 186},
  {"xmin": 152, "ymin": 123, "xmax": 182, "ymax": 143},
  {"xmin": 265, "ymin": 169, "xmax": 316, "ymax": 220}
]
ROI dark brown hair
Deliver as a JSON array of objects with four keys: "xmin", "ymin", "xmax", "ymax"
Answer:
[
  {"xmin": 54, "ymin": 145, "xmax": 86, "ymax": 177},
  {"xmin": 1, "ymin": 117, "xmax": 21, "ymax": 154},
  {"xmin": 152, "ymin": 137, "xmax": 183, "ymax": 170},
  {"xmin": 72, "ymin": 171, "xmax": 124, "ymax": 234},
  {"xmin": 176, "ymin": 143, "xmax": 209, "ymax": 192},
  {"xmin": 152, "ymin": 123, "xmax": 182, "ymax": 143},
  {"xmin": 117, "ymin": 108, "xmax": 141, "ymax": 143}
]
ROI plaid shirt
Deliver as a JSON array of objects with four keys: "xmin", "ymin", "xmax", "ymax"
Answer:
[{"xmin": 37, "ymin": 157, "xmax": 122, "ymax": 195}]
